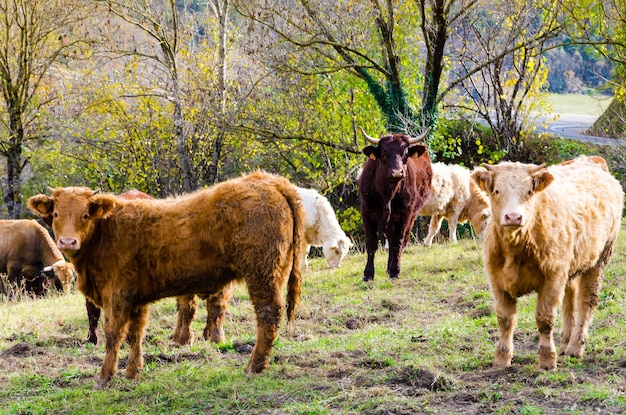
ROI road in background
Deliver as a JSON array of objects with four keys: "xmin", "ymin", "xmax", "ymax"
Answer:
[{"xmin": 535, "ymin": 113, "xmax": 626, "ymax": 146}]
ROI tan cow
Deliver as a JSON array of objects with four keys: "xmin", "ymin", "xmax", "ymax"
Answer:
[
  {"xmin": 0, "ymin": 219, "xmax": 75, "ymax": 296},
  {"xmin": 419, "ymin": 163, "xmax": 491, "ymax": 246},
  {"xmin": 471, "ymin": 156, "xmax": 623, "ymax": 370},
  {"xmin": 28, "ymin": 171, "xmax": 304, "ymax": 388}
]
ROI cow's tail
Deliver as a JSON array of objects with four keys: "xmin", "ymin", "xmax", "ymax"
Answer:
[{"xmin": 283, "ymin": 182, "xmax": 304, "ymax": 332}]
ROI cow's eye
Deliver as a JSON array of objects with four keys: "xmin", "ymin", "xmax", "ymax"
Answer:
[
  {"xmin": 53, "ymin": 212, "xmax": 58, "ymax": 218},
  {"xmin": 83, "ymin": 213, "xmax": 90, "ymax": 220},
  {"xmin": 493, "ymin": 189, "xmax": 499, "ymax": 195}
]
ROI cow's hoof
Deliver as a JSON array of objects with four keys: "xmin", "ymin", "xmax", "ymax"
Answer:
[
  {"xmin": 563, "ymin": 345, "xmax": 584, "ymax": 359},
  {"xmin": 172, "ymin": 331, "xmax": 194, "ymax": 346},
  {"xmin": 93, "ymin": 378, "xmax": 110, "ymax": 390},
  {"xmin": 492, "ymin": 354, "xmax": 512, "ymax": 368},
  {"xmin": 125, "ymin": 368, "xmax": 141, "ymax": 380},
  {"xmin": 539, "ymin": 361, "xmax": 557, "ymax": 370},
  {"xmin": 388, "ymin": 275, "xmax": 399, "ymax": 280},
  {"xmin": 363, "ymin": 276, "xmax": 374, "ymax": 282}
]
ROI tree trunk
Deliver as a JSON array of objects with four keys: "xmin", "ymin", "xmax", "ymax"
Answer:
[
  {"xmin": 207, "ymin": 0, "xmax": 229, "ymax": 185},
  {"xmin": 3, "ymin": 106, "xmax": 25, "ymax": 219},
  {"xmin": 418, "ymin": 0, "xmax": 448, "ymax": 132}
]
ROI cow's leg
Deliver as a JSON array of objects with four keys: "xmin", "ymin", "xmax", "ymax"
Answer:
[
  {"xmin": 172, "ymin": 295, "xmax": 197, "ymax": 345},
  {"xmin": 448, "ymin": 216, "xmax": 459, "ymax": 243},
  {"xmin": 86, "ymin": 299, "xmax": 102, "ymax": 345},
  {"xmin": 7, "ymin": 264, "xmax": 24, "ymax": 296},
  {"xmin": 301, "ymin": 244, "xmax": 311, "ymax": 270},
  {"xmin": 535, "ymin": 279, "xmax": 566, "ymax": 370},
  {"xmin": 493, "ymin": 290, "xmax": 517, "ymax": 367},
  {"xmin": 564, "ymin": 267, "xmax": 602, "ymax": 358},
  {"xmin": 362, "ymin": 218, "xmax": 378, "ymax": 281},
  {"xmin": 245, "ymin": 282, "xmax": 283, "ymax": 373},
  {"xmin": 559, "ymin": 279, "xmax": 578, "ymax": 355},
  {"xmin": 97, "ymin": 302, "xmax": 130, "ymax": 389},
  {"xmin": 125, "ymin": 304, "xmax": 149, "ymax": 381},
  {"xmin": 203, "ymin": 283, "xmax": 233, "ymax": 344},
  {"xmin": 424, "ymin": 216, "xmax": 444, "ymax": 247}
]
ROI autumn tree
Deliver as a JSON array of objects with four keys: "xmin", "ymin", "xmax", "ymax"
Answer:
[
  {"xmin": 447, "ymin": 0, "xmax": 562, "ymax": 155},
  {"xmin": 561, "ymin": 0, "xmax": 626, "ymax": 138},
  {"xmin": 0, "ymin": 0, "xmax": 90, "ymax": 217},
  {"xmin": 98, "ymin": 0, "xmax": 197, "ymax": 192},
  {"xmin": 234, "ymin": 0, "xmax": 429, "ymax": 134}
]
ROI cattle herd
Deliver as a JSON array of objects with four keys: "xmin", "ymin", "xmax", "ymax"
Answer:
[{"xmin": 0, "ymin": 128, "xmax": 622, "ymax": 389}]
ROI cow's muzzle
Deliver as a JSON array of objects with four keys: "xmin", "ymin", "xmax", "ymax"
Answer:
[{"xmin": 58, "ymin": 237, "xmax": 80, "ymax": 251}]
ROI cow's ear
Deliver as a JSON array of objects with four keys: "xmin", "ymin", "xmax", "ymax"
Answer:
[
  {"xmin": 408, "ymin": 144, "xmax": 427, "ymax": 158},
  {"xmin": 471, "ymin": 168, "xmax": 493, "ymax": 194},
  {"xmin": 28, "ymin": 195, "xmax": 54, "ymax": 219},
  {"xmin": 532, "ymin": 170, "xmax": 554, "ymax": 193},
  {"xmin": 89, "ymin": 194, "xmax": 118, "ymax": 219},
  {"xmin": 363, "ymin": 146, "xmax": 380, "ymax": 160}
]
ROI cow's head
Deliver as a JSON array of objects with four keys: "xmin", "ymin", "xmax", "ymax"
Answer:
[
  {"xmin": 42, "ymin": 260, "xmax": 76, "ymax": 294},
  {"xmin": 471, "ymin": 162, "xmax": 553, "ymax": 230},
  {"xmin": 27, "ymin": 187, "xmax": 118, "ymax": 257},
  {"xmin": 468, "ymin": 180, "xmax": 492, "ymax": 238},
  {"xmin": 323, "ymin": 237, "xmax": 354, "ymax": 268},
  {"xmin": 360, "ymin": 127, "xmax": 430, "ymax": 182}
]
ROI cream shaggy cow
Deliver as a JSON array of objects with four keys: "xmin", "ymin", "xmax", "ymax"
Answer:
[
  {"xmin": 297, "ymin": 187, "xmax": 353, "ymax": 268},
  {"xmin": 418, "ymin": 163, "xmax": 491, "ymax": 246},
  {"xmin": 471, "ymin": 156, "xmax": 623, "ymax": 370}
]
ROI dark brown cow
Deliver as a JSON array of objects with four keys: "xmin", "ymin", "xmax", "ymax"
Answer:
[
  {"xmin": 28, "ymin": 171, "xmax": 304, "ymax": 388},
  {"xmin": 358, "ymin": 127, "xmax": 432, "ymax": 281},
  {"xmin": 0, "ymin": 219, "xmax": 75, "ymax": 297}
]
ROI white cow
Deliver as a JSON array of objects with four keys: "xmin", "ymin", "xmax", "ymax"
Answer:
[
  {"xmin": 297, "ymin": 187, "xmax": 353, "ymax": 268},
  {"xmin": 419, "ymin": 163, "xmax": 491, "ymax": 246}
]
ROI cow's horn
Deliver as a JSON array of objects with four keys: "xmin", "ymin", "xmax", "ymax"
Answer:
[
  {"xmin": 359, "ymin": 127, "xmax": 380, "ymax": 145},
  {"xmin": 42, "ymin": 265, "xmax": 53, "ymax": 272},
  {"xmin": 482, "ymin": 163, "xmax": 494, "ymax": 171},
  {"xmin": 47, "ymin": 186, "xmax": 54, "ymax": 193},
  {"xmin": 408, "ymin": 127, "xmax": 432, "ymax": 144},
  {"xmin": 531, "ymin": 163, "xmax": 547, "ymax": 173}
]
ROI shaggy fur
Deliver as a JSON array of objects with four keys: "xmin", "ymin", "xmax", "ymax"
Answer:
[
  {"xmin": 84, "ymin": 190, "xmax": 155, "ymax": 346},
  {"xmin": 471, "ymin": 156, "xmax": 624, "ymax": 370},
  {"xmin": 0, "ymin": 219, "xmax": 74, "ymax": 296},
  {"xmin": 28, "ymin": 171, "xmax": 304, "ymax": 388},
  {"xmin": 418, "ymin": 163, "xmax": 491, "ymax": 246},
  {"xmin": 297, "ymin": 187, "xmax": 353, "ymax": 268},
  {"xmin": 358, "ymin": 133, "xmax": 432, "ymax": 281}
]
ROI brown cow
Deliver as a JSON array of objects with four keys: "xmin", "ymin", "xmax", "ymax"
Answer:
[
  {"xmin": 86, "ymin": 190, "xmax": 237, "ymax": 347},
  {"xmin": 419, "ymin": 162, "xmax": 491, "ymax": 246},
  {"xmin": 84, "ymin": 189, "xmax": 155, "ymax": 345},
  {"xmin": 471, "ymin": 156, "xmax": 623, "ymax": 370},
  {"xmin": 0, "ymin": 219, "xmax": 75, "ymax": 297},
  {"xmin": 28, "ymin": 171, "xmax": 304, "ymax": 388},
  {"xmin": 358, "ymin": 127, "xmax": 432, "ymax": 281}
]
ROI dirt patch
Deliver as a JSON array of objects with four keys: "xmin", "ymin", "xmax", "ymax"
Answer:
[
  {"xmin": 1, "ymin": 342, "xmax": 45, "ymax": 358},
  {"xmin": 391, "ymin": 365, "xmax": 456, "ymax": 392}
]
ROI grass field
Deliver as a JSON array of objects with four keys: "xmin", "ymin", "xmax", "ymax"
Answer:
[
  {"xmin": 545, "ymin": 93, "xmax": 613, "ymax": 117},
  {"xmin": 1, "ymin": 220, "xmax": 625, "ymax": 414}
]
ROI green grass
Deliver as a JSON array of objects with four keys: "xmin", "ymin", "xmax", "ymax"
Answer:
[
  {"xmin": 1, "ymin": 224, "xmax": 626, "ymax": 414},
  {"xmin": 545, "ymin": 93, "xmax": 613, "ymax": 116}
]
